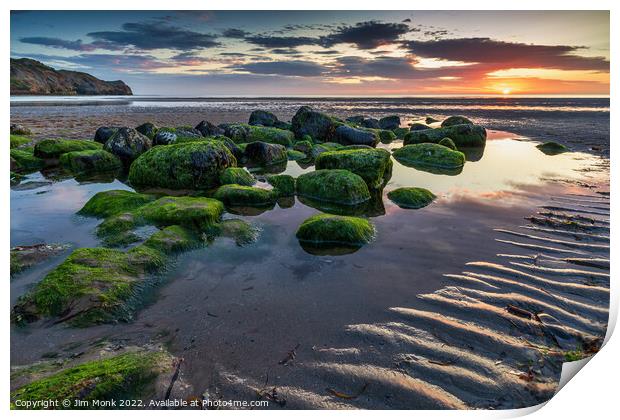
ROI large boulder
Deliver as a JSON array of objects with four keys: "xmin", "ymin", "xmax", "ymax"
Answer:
[
  {"xmin": 249, "ymin": 110, "xmax": 288, "ymax": 129},
  {"xmin": 135, "ymin": 122, "xmax": 158, "ymax": 139},
  {"xmin": 379, "ymin": 115, "xmax": 401, "ymax": 130},
  {"xmin": 244, "ymin": 141, "xmax": 287, "ymax": 166},
  {"xmin": 195, "ymin": 120, "xmax": 224, "ymax": 137},
  {"xmin": 315, "ymin": 148, "xmax": 392, "ymax": 189},
  {"xmin": 219, "ymin": 167, "xmax": 256, "ymax": 186},
  {"xmin": 334, "ymin": 125, "xmax": 379, "ymax": 147},
  {"xmin": 59, "ymin": 149, "xmax": 122, "ymax": 174},
  {"xmin": 153, "ymin": 127, "xmax": 203, "ymax": 145},
  {"xmin": 404, "ymin": 124, "xmax": 486, "ymax": 147},
  {"xmin": 291, "ymin": 106, "xmax": 339, "ymax": 141},
  {"xmin": 346, "ymin": 116, "xmax": 366, "ymax": 125},
  {"xmin": 296, "ymin": 213, "xmax": 375, "ymax": 247},
  {"xmin": 104, "ymin": 128, "xmax": 152, "ymax": 163},
  {"xmin": 128, "ymin": 141, "xmax": 236, "ymax": 190},
  {"xmin": 34, "ymin": 139, "xmax": 101, "ymax": 159},
  {"xmin": 441, "ymin": 115, "xmax": 473, "ymax": 127},
  {"xmin": 361, "ymin": 118, "xmax": 380, "ymax": 129},
  {"xmin": 94, "ymin": 126, "xmax": 119, "ymax": 144},
  {"xmin": 153, "ymin": 130, "xmax": 177, "ymax": 145},
  {"xmin": 214, "ymin": 184, "xmax": 277, "ymax": 207},
  {"xmin": 410, "ymin": 123, "xmax": 430, "ymax": 131},
  {"xmin": 392, "ymin": 143, "xmax": 466, "ymax": 169},
  {"xmin": 296, "ymin": 169, "xmax": 370, "ymax": 205},
  {"xmin": 10, "ymin": 124, "xmax": 31, "ymax": 135},
  {"xmin": 221, "ymin": 123, "xmax": 293, "ymax": 146}
]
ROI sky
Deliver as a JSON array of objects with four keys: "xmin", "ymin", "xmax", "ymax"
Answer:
[{"xmin": 10, "ymin": 10, "xmax": 610, "ymax": 96}]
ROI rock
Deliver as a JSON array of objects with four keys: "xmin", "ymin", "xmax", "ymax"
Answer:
[
  {"xmin": 293, "ymin": 140, "xmax": 314, "ymax": 155},
  {"xmin": 378, "ymin": 129, "xmax": 397, "ymax": 144},
  {"xmin": 379, "ymin": 115, "xmax": 401, "ymax": 130},
  {"xmin": 334, "ymin": 125, "xmax": 379, "ymax": 147},
  {"xmin": 392, "ymin": 127, "xmax": 410, "ymax": 139},
  {"xmin": 388, "ymin": 187, "xmax": 436, "ymax": 209},
  {"xmin": 143, "ymin": 225, "xmax": 199, "ymax": 254},
  {"xmin": 346, "ymin": 116, "xmax": 366, "ymax": 125},
  {"xmin": 104, "ymin": 128, "xmax": 152, "ymax": 163},
  {"xmin": 128, "ymin": 141, "xmax": 236, "ymax": 190},
  {"xmin": 315, "ymin": 148, "xmax": 392, "ymax": 189},
  {"xmin": 10, "ymin": 349, "xmax": 180, "ymax": 407},
  {"xmin": 392, "ymin": 143, "xmax": 466, "ymax": 169},
  {"xmin": 309, "ymin": 142, "xmax": 343, "ymax": 159},
  {"xmin": 291, "ymin": 106, "xmax": 339, "ymax": 141},
  {"xmin": 94, "ymin": 126, "xmax": 119, "ymax": 143},
  {"xmin": 410, "ymin": 123, "xmax": 430, "ymax": 131},
  {"xmin": 266, "ymin": 174, "xmax": 296, "ymax": 196},
  {"xmin": 537, "ymin": 141, "xmax": 570, "ymax": 155},
  {"xmin": 438, "ymin": 137, "xmax": 457, "ymax": 150},
  {"xmin": 10, "ymin": 244, "xmax": 67, "ymax": 276},
  {"xmin": 244, "ymin": 141, "xmax": 287, "ymax": 166},
  {"xmin": 10, "ymin": 149, "xmax": 45, "ymax": 172},
  {"xmin": 249, "ymin": 110, "xmax": 282, "ymax": 127},
  {"xmin": 135, "ymin": 122, "xmax": 158, "ymax": 139},
  {"xmin": 12, "ymin": 245, "xmax": 164, "ymax": 325},
  {"xmin": 79, "ymin": 190, "xmax": 155, "ymax": 218},
  {"xmin": 425, "ymin": 116, "xmax": 439, "ymax": 124},
  {"xmin": 137, "ymin": 197, "xmax": 224, "ymax": 231},
  {"xmin": 296, "ymin": 169, "xmax": 370, "ymax": 205},
  {"xmin": 59, "ymin": 149, "xmax": 122, "ymax": 174},
  {"xmin": 195, "ymin": 120, "xmax": 224, "ymax": 137},
  {"xmin": 10, "ymin": 124, "xmax": 31, "ymax": 135},
  {"xmin": 296, "ymin": 213, "xmax": 375, "ymax": 246},
  {"xmin": 153, "ymin": 130, "xmax": 177, "ymax": 145},
  {"xmin": 34, "ymin": 139, "xmax": 102, "ymax": 159},
  {"xmin": 222, "ymin": 123, "xmax": 294, "ymax": 146},
  {"xmin": 361, "ymin": 118, "xmax": 380, "ymax": 129},
  {"xmin": 219, "ymin": 167, "xmax": 256, "ymax": 186},
  {"xmin": 217, "ymin": 219, "xmax": 259, "ymax": 246},
  {"xmin": 404, "ymin": 124, "xmax": 487, "ymax": 147},
  {"xmin": 153, "ymin": 127, "xmax": 202, "ymax": 146},
  {"xmin": 214, "ymin": 184, "xmax": 276, "ymax": 207},
  {"xmin": 211, "ymin": 136, "xmax": 243, "ymax": 160},
  {"xmin": 287, "ymin": 149, "xmax": 307, "ymax": 160},
  {"xmin": 441, "ymin": 115, "xmax": 474, "ymax": 127},
  {"xmin": 10, "ymin": 135, "xmax": 31, "ymax": 149}
]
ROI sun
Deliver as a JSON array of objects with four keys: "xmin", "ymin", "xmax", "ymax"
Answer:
[{"xmin": 502, "ymin": 87, "xmax": 512, "ymax": 95}]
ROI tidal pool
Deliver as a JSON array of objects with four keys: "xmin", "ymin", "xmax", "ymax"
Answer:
[{"xmin": 10, "ymin": 133, "xmax": 603, "ymax": 396}]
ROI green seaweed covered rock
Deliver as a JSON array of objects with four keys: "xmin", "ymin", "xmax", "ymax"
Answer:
[
  {"xmin": 137, "ymin": 196, "xmax": 224, "ymax": 231},
  {"xmin": 10, "ymin": 135, "xmax": 31, "ymax": 149},
  {"xmin": 214, "ymin": 184, "xmax": 276, "ymax": 206},
  {"xmin": 388, "ymin": 187, "xmax": 436, "ymax": 209},
  {"xmin": 12, "ymin": 246, "xmax": 165, "ymax": 326},
  {"xmin": 244, "ymin": 141, "xmax": 287, "ymax": 166},
  {"xmin": 315, "ymin": 148, "xmax": 392, "ymax": 189},
  {"xmin": 143, "ymin": 225, "xmax": 199, "ymax": 253},
  {"xmin": 11, "ymin": 349, "xmax": 178, "ymax": 408},
  {"xmin": 135, "ymin": 122, "xmax": 158, "ymax": 139},
  {"xmin": 410, "ymin": 123, "xmax": 430, "ymax": 131},
  {"xmin": 536, "ymin": 141, "xmax": 570, "ymax": 155},
  {"xmin": 34, "ymin": 139, "xmax": 101, "ymax": 159},
  {"xmin": 128, "ymin": 141, "xmax": 236, "ymax": 190},
  {"xmin": 266, "ymin": 174, "xmax": 296, "ymax": 196},
  {"xmin": 297, "ymin": 169, "xmax": 370, "ymax": 205},
  {"xmin": 441, "ymin": 115, "xmax": 473, "ymax": 127},
  {"xmin": 291, "ymin": 106, "xmax": 340, "ymax": 141},
  {"xmin": 219, "ymin": 167, "xmax": 256, "ymax": 186},
  {"xmin": 393, "ymin": 143, "xmax": 465, "ymax": 170},
  {"xmin": 10, "ymin": 148, "xmax": 44, "ymax": 172},
  {"xmin": 79, "ymin": 190, "xmax": 155, "ymax": 218},
  {"xmin": 296, "ymin": 213, "xmax": 375, "ymax": 246},
  {"xmin": 404, "ymin": 124, "xmax": 486, "ymax": 147},
  {"xmin": 438, "ymin": 137, "xmax": 457, "ymax": 150},
  {"xmin": 222, "ymin": 123, "xmax": 294, "ymax": 146},
  {"xmin": 378, "ymin": 129, "xmax": 397, "ymax": 144},
  {"xmin": 217, "ymin": 219, "xmax": 260, "ymax": 246},
  {"xmin": 59, "ymin": 149, "xmax": 122, "ymax": 174}
]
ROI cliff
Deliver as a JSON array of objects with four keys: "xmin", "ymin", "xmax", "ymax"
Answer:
[{"xmin": 10, "ymin": 58, "xmax": 132, "ymax": 96}]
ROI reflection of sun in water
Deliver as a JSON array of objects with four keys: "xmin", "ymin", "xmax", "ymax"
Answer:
[{"xmin": 502, "ymin": 88, "xmax": 512, "ymax": 95}]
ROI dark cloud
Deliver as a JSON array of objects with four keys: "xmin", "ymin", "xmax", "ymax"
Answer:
[
  {"xmin": 404, "ymin": 38, "xmax": 609, "ymax": 71},
  {"xmin": 312, "ymin": 50, "xmax": 341, "ymax": 55},
  {"xmin": 20, "ymin": 37, "xmax": 97, "ymax": 51},
  {"xmin": 87, "ymin": 21, "xmax": 220, "ymax": 51},
  {"xmin": 244, "ymin": 35, "xmax": 320, "ymax": 49},
  {"xmin": 219, "ymin": 52, "xmax": 250, "ymax": 57},
  {"xmin": 170, "ymin": 52, "xmax": 211, "ymax": 65},
  {"xmin": 12, "ymin": 52, "xmax": 169, "ymax": 73},
  {"xmin": 222, "ymin": 28, "xmax": 249, "ymax": 38},
  {"xmin": 270, "ymin": 48, "xmax": 300, "ymax": 55},
  {"xmin": 321, "ymin": 21, "xmax": 410, "ymax": 49},
  {"xmin": 334, "ymin": 56, "xmax": 419, "ymax": 79},
  {"xmin": 232, "ymin": 60, "xmax": 325, "ymax": 77}
]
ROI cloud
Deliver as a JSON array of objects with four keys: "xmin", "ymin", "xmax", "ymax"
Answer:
[
  {"xmin": 244, "ymin": 35, "xmax": 320, "ymax": 49},
  {"xmin": 333, "ymin": 55, "xmax": 419, "ymax": 79},
  {"xmin": 170, "ymin": 52, "xmax": 211, "ymax": 66},
  {"xmin": 232, "ymin": 60, "xmax": 325, "ymax": 77},
  {"xmin": 404, "ymin": 38, "xmax": 609, "ymax": 71},
  {"xmin": 222, "ymin": 28, "xmax": 249, "ymax": 38},
  {"xmin": 19, "ymin": 37, "xmax": 98, "ymax": 51},
  {"xmin": 321, "ymin": 21, "xmax": 410, "ymax": 49},
  {"xmin": 87, "ymin": 21, "xmax": 220, "ymax": 51},
  {"xmin": 13, "ymin": 52, "xmax": 169, "ymax": 73}
]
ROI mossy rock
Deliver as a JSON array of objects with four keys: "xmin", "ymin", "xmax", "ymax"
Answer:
[
  {"xmin": 537, "ymin": 141, "xmax": 570, "ymax": 155},
  {"xmin": 293, "ymin": 140, "xmax": 313, "ymax": 155},
  {"xmin": 392, "ymin": 127, "xmax": 410, "ymax": 139},
  {"xmin": 219, "ymin": 167, "xmax": 256, "ymax": 186},
  {"xmin": 378, "ymin": 129, "xmax": 397, "ymax": 144},
  {"xmin": 10, "ymin": 135, "xmax": 31, "ymax": 149},
  {"xmin": 393, "ymin": 143, "xmax": 466, "ymax": 169},
  {"xmin": 218, "ymin": 219, "xmax": 260, "ymax": 246},
  {"xmin": 309, "ymin": 142, "xmax": 343, "ymax": 159},
  {"xmin": 10, "ymin": 244, "xmax": 67, "ymax": 276},
  {"xmin": 410, "ymin": 123, "xmax": 430, "ymax": 131},
  {"xmin": 135, "ymin": 122, "xmax": 158, "ymax": 139},
  {"xmin": 143, "ymin": 225, "xmax": 200, "ymax": 253},
  {"xmin": 96, "ymin": 213, "xmax": 140, "ymax": 247},
  {"xmin": 10, "ymin": 124, "xmax": 32, "ymax": 136},
  {"xmin": 214, "ymin": 184, "xmax": 276, "ymax": 207},
  {"xmin": 59, "ymin": 149, "xmax": 122, "ymax": 174},
  {"xmin": 315, "ymin": 148, "xmax": 392, "ymax": 189},
  {"xmin": 223, "ymin": 123, "xmax": 294, "ymax": 146},
  {"xmin": 137, "ymin": 196, "xmax": 224, "ymax": 231},
  {"xmin": 404, "ymin": 124, "xmax": 486, "ymax": 147},
  {"xmin": 128, "ymin": 141, "xmax": 236, "ymax": 191},
  {"xmin": 266, "ymin": 174, "xmax": 296, "ymax": 196},
  {"xmin": 10, "ymin": 171, "xmax": 23, "ymax": 186},
  {"xmin": 79, "ymin": 190, "xmax": 155, "ymax": 218},
  {"xmin": 287, "ymin": 149, "xmax": 307, "ymax": 160},
  {"xmin": 297, "ymin": 169, "xmax": 370, "ymax": 205},
  {"xmin": 10, "ymin": 148, "xmax": 44, "ymax": 172},
  {"xmin": 441, "ymin": 115, "xmax": 473, "ymax": 127},
  {"xmin": 296, "ymin": 213, "xmax": 375, "ymax": 247},
  {"xmin": 244, "ymin": 141, "xmax": 288, "ymax": 166},
  {"xmin": 291, "ymin": 106, "xmax": 340, "ymax": 141},
  {"xmin": 34, "ymin": 139, "xmax": 101, "ymax": 159},
  {"xmin": 388, "ymin": 187, "xmax": 436, "ymax": 209},
  {"xmin": 12, "ymin": 246, "xmax": 165, "ymax": 326},
  {"xmin": 438, "ymin": 137, "xmax": 457, "ymax": 150},
  {"xmin": 10, "ymin": 350, "xmax": 177, "ymax": 408}
]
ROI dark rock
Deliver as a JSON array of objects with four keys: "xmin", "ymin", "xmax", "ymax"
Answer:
[
  {"xmin": 135, "ymin": 122, "xmax": 158, "ymax": 139},
  {"xmin": 249, "ymin": 110, "xmax": 280, "ymax": 127},
  {"xmin": 104, "ymin": 128, "xmax": 152, "ymax": 163},
  {"xmin": 410, "ymin": 123, "xmax": 430, "ymax": 131},
  {"xmin": 291, "ymin": 106, "xmax": 338, "ymax": 141},
  {"xmin": 404, "ymin": 124, "xmax": 487, "ymax": 147},
  {"xmin": 244, "ymin": 141, "xmax": 287, "ymax": 166},
  {"xmin": 441, "ymin": 115, "xmax": 474, "ymax": 127},
  {"xmin": 334, "ymin": 125, "xmax": 379, "ymax": 147},
  {"xmin": 425, "ymin": 116, "xmax": 440, "ymax": 124},
  {"xmin": 195, "ymin": 120, "xmax": 224, "ymax": 137},
  {"xmin": 346, "ymin": 116, "xmax": 366, "ymax": 125},
  {"xmin": 379, "ymin": 115, "xmax": 401, "ymax": 130},
  {"xmin": 361, "ymin": 118, "xmax": 380, "ymax": 129},
  {"xmin": 10, "ymin": 124, "xmax": 31, "ymax": 135},
  {"xmin": 94, "ymin": 127, "xmax": 119, "ymax": 144}
]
